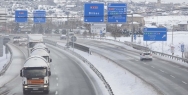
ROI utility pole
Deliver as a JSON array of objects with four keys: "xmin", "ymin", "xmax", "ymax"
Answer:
[{"xmin": 172, "ymin": 26, "xmax": 174, "ymax": 45}]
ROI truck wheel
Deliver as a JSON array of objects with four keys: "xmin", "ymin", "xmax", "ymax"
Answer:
[
  {"xmin": 44, "ymin": 90, "xmax": 49, "ymax": 94},
  {"xmin": 23, "ymin": 90, "xmax": 28, "ymax": 95}
]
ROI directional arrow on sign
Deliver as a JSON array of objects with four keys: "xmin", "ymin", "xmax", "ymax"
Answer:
[{"xmin": 162, "ymin": 35, "xmax": 166, "ymax": 38}]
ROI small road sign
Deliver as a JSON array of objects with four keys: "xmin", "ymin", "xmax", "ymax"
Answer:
[{"xmin": 181, "ymin": 44, "xmax": 184, "ymax": 52}]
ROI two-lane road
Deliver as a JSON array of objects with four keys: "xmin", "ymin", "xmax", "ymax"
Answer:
[{"xmin": 0, "ymin": 43, "xmax": 102, "ymax": 95}]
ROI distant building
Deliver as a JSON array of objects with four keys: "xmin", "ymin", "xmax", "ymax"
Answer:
[
  {"xmin": 177, "ymin": 21, "xmax": 188, "ymax": 31},
  {"xmin": 121, "ymin": 14, "xmax": 145, "ymax": 32}
]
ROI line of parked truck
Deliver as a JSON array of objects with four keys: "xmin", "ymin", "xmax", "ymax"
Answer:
[{"xmin": 18, "ymin": 34, "xmax": 52, "ymax": 95}]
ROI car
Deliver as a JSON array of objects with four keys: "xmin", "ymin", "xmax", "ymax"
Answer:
[
  {"xmin": 140, "ymin": 52, "xmax": 152, "ymax": 61},
  {"xmin": 19, "ymin": 41, "xmax": 27, "ymax": 46},
  {"xmin": 13, "ymin": 36, "xmax": 20, "ymax": 43},
  {"xmin": 60, "ymin": 35, "xmax": 67, "ymax": 40}
]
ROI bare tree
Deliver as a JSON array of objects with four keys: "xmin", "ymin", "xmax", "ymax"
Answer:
[{"xmin": 107, "ymin": 24, "xmax": 121, "ymax": 40}]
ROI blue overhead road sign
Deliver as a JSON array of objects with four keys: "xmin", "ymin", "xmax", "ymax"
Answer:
[
  {"xmin": 84, "ymin": 3, "xmax": 104, "ymax": 22},
  {"xmin": 33, "ymin": 10, "xmax": 46, "ymax": 23},
  {"xmin": 15, "ymin": 10, "xmax": 28, "ymax": 23},
  {"xmin": 143, "ymin": 28, "xmax": 167, "ymax": 41},
  {"xmin": 107, "ymin": 3, "xmax": 127, "ymax": 23}
]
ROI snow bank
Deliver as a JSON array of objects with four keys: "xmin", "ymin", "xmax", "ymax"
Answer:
[{"xmin": 0, "ymin": 46, "xmax": 11, "ymax": 72}]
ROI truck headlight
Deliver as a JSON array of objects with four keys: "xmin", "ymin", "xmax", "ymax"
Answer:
[
  {"xmin": 24, "ymin": 86, "xmax": 28, "ymax": 88},
  {"xmin": 44, "ymin": 85, "xmax": 48, "ymax": 87}
]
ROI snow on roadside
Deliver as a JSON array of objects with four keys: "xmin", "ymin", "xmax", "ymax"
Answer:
[
  {"xmin": 57, "ymin": 42, "xmax": 160, "ymax": 95},
  {"xmin": 0, "ymin": 46, "xmax": 11, "ymax": 72},
  {"xmin": 94, "ymin": 32, "xmax": 188, "ymax": 57}
]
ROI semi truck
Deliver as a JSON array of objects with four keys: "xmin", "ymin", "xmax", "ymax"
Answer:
[
  {"xmin": 20, "ymin": 56, "xmax": 51, "ymax": 94},
  {"xmin": 27, "ymin": 34, "xmax": 43, "ymax": 56}
]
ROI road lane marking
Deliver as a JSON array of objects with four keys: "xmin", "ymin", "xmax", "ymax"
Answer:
[
  {"xmin": 56, "ymin": 78, "xmax": 58, "ymax": 80},
  {"xmin": 170, "ymin": 75, "xmax": 175, "ymax": 78},
  {"xmin": 182, "ymin": 81, "xmax": 187, "ymax": 84},
  {"xmin": 55, "ymin": 91, "xmax": 58, "ymax": 94},
  {"xmin": 54, "ymin": 68, "xmax": 55, "ymax": 70},
  {"xmin": 151, "ymin": 66, "xmax": 155, "ymax": 68},
  {"xmin": 159, "ymin": 69, "xmax": 164, "ymax": 73},
  {"xmin": 57, "ymin": 83, "xmax": 58, "ymax": 86},
  {"xmin": 143, "ymin": 62, "xmax": 148, "ymax": 65}
]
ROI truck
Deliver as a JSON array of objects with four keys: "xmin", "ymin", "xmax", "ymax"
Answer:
[
  {"xmin": 20, "ymin": 56, "xmax": 51, "ymax": 94},
  {"xmin": 27, "ymin": 34, "xmax": 43, "ymax": 56},
  {"xmin": 30, "ymin": 48, "xmax": 52, "ymax": 63},
  {"xmin": 32, "ymin": 43, "xmax": 50, "ymax": 53}
]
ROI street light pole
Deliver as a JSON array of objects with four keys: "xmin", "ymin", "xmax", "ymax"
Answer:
[{"xmin": 172, "ymin": 27, "xmax": 174, "ymax": 45}]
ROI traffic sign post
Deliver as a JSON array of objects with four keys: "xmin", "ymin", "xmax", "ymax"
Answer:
[
  {"xmin": 143, "ymin": 28, "xmax": 167, "ymax": 41},
  {"xmin": 107, "ymin": 3, "xmax": 127, "ymax": 23},
  {"xmin": 33, "ymin": 10, "xmax": 46, "ymax": 23},
  {"xmin": 84, "ymin": 3, "xmax": 104, "ymax": 22},
  {"xmin": 171, "ymin": 45, "xmax": 175, "ymax": 55},
  {"xmin": 134, "ymin": 33, "xmax": 136, "ymax": 40},
  {"xmin": 181, "ymin": 44, "xmax": 184, "ymax": 58},
  {"xmin": 15, "ymin": 10, "xmax": 28, "ymax": 23}
]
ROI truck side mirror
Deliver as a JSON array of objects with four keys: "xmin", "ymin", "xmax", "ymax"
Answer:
[
  {"xmin": 20, "ymin": 70, "xmax": 23, "ymax": 77},
  {"xmin": 48, "ymin": 71, "xmax": 51, "ymax": 76},
  {"xmin": 50, "ymin": 58, "xmax": 52, "ymax": 62},
  {"xmin": 48, "ymin": 50, "xmax": 50, "ymax": 53}
]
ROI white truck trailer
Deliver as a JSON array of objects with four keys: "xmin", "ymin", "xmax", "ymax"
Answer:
[
  {"xmin": 30, "ymin": 48, "xmax": 52, "ymax": 63},
  {"xmin": 32, "ymin": 43, "xmax": 50, "ymax": 53}
]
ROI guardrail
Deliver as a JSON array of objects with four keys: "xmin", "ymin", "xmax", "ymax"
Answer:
[
  {"xmin": 80, "ymin": 37, "xmax": 188, "ymax": 63},
  {"xmin": 69, "ymin": 42, "xmax": 90, "ymax": 53},
  {"xmin": 0, "ymin": 44, "xmax": 13, "ymax": 76},
  {"xmin": 44, "ymin": 39, "xmax": 114, "ymax": 95}
]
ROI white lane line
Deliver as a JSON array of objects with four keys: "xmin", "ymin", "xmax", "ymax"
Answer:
[
  {"xmin": 151, "ymin": 66, "xmax": 155, "ymax": 68},
  {"xmin": 55, "ymin": 91, "xmax": 58, "ymax": 94},
  {"xmin": 182, "ymin": 81, "xmax": 187, "ymax": 84},
  {"xmin": 56, "ymin": 78, "xmax": 58, "ymax": 80},
  {"xmin": 170, "ymin": 75, "xmax": 175, "ymax": 78},
  {"xmin": 57, "ymin": 83, "xmax": 58, "ymax": 86},
  {"xmin": 159, "ymin": 69, "xmax": 164, "ymax": 73},
  {"xmin": 143, "ymin": 62, "xmax": 148, "ymax": 65},
  {"xmin": 54, "ymin": 68, "xmax": 55, "ymax": 70}
]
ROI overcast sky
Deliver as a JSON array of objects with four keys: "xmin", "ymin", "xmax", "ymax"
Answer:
[{"xmin": 123, "ymin": 0, "xmax": 188, "ymax": 3}]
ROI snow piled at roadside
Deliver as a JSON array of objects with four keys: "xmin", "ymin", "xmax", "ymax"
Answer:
[{"xmin": 58, "ymin": 42, "xmax": 160, "ymax": 95}]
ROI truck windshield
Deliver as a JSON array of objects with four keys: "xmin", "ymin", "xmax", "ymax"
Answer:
[{"xmin": 23, "ymin": 68, "xmax": 47, "ymax": 78}]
